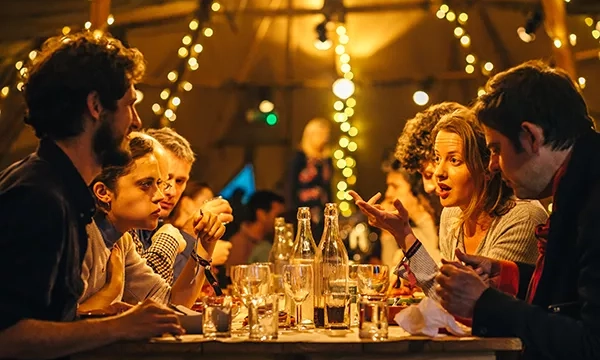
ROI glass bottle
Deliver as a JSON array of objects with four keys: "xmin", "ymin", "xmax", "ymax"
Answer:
[
  {"xmin": 318, "ymin": 203, "xmax": 350, "ymax": 329},
  {"xmin": 289, "ymin": 207, "xmax": 320, "ymax": 330},
  {"xmin": 268, "ymin": 217, "xmax": 289, "ymax": 313}
]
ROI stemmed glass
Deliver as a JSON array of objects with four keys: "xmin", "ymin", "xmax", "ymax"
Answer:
[
  {"xmin": 230, "ymin": 264, "xmax": 271, "ymax": 334},
  {"xmin": 283, "ymin": 264, "xmax": 313, "ymax": 331},
  {"xmin": 356, "ymin": 264, "xmax": 390, "ymax": 299}
]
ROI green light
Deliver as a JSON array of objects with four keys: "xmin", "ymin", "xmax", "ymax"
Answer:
[{"xmin": 266, "ymin": 113, "xmax": 278, "ymax": 125}]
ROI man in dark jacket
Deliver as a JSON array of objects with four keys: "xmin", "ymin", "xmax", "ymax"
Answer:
[{"xmin": 435, "ymin": 60, "xmax": 600, "ymax": 360}]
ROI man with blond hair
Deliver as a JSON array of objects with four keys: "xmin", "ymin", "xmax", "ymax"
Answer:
[{"xmin": 143, "ymin": 127, "xmax": 233, "ymax": 281}]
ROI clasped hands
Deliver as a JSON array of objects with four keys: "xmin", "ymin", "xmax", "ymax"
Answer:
[
  {"xmin": 349, "ymin": 190, "xmax": 499, "ymax": 319},
  {"xmin": 182, "ymin": 198, "xmax": 233, "ymax": 260}
]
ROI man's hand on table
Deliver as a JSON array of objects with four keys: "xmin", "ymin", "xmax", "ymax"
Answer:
[{"xmin": 435, "ymin": 255, "xmax": 489, "ymax": 319}]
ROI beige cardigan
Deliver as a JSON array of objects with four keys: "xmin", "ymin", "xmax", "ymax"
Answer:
[{"xmin": 80, "ymin": 220, "xmax": 171, "ymax": 306}]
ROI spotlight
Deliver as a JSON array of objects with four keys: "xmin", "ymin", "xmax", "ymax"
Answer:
[
  {"xmin": 314, "ymin": 19, "xmax": 331, "ymax": 50},
  {"xmin": 518, "ymin": 7, "xmax": 544, "ymax": 43}
]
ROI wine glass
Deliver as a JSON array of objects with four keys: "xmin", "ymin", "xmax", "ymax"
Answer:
[
  {"xmin": 283, "ymin": 264, "xmax": 313, "ymax": 331},
  {"xmin": 231, "ymin": 264, "xmax": 271, "ymax": 306},
  {"xmin": 356, "ymin": 264, "xmax": 390, "ymax": 300}
]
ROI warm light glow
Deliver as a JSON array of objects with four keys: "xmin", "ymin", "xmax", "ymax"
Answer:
[
  {"xmin": 339, "ymin": 201, "xmax": 350, "ymax": 212},
  {"xmin": 19, "ymin": 67, "xmax": 28, "ymax": 78},
  {"xmin": 347, "ymin": 142, "xmax": 357, "ymax": 152},
  {"xmin": 517, "ymin": 27, "xmax": 535, "ymax": 43},
  {"xmin": 348, "ymin": 127, "xmax": 358, "ymax": 137},
  {"xmin": 62, "ymin": 26, "xmax": 71, "ymax": 35},
  {"xmin": 337, "ymin": 159, "xmax": 347, "ymax": 169},
  {"xmin": 84, "ymin": 21, "xmax": 92, "ymax": 29},
  {"xmin": 189, "ymin": 62, "xmax": 199, "ymax": 71},
  {"xmin": 339, "ymin": 137, "xmax": 350, "ymax": 148},
  {"xmin": 193, "ymin": 44, "xmax": 204, "ymax": 53},
  {"xmin": 183, "ymin": 36, "xmax": 192, "ymax": 45},
  {"xmin": 465, "ymin": 64, "xmax": 475, "ymax": 74},
  {"xmin": 335, "ymin": 45, "xmax": 345, "ymax": 55},
  {"xmin": 436, "ymin": 10, "xmax": 446, "ymax": 19},
  {"xmin": 93, "ymin": 29, "xmax": 103, "ymax": 40},
  {"xmin": 342, "ymin": 168, "xmax": 353, "ymax": 177},
  {"xmin": 334, "ymin": 100, "xmax": 344, "ymax": 111},
  {"xmin": 458, "ymin": 13, "xmax": 468, "ymax": 24},
  {"xmin": 569, "ymin": 33, "xmax": 577, "ymax": 46},
  {"xmin": 344, "ymin": 107, "xmax": 354, "ymax": 117},
  {"xmin": 553, "ymin": 39, "xmax": 562, "ymax": 48},
  {"xmin": 578, "ymin": 77, "xmax": 586, "ymax": 89},
  {"xmin": 167, "ymin": 71, "xmax": 178, "ymax": 82},
  {"xmin": 340, "ymin": 53, "xmax": 350, "ymax": 63},
  {"xmin": 178, "ymin": 47, "xmax": 189, "ymax": 58},
  {"xmin": 168, "ymin": 113, "xmax": 177, "ymax": 122},
  {"xmin": 454, "ymin": 27, "xmax": 464, "ymax": 38},
  {"xmin": 171, "ymin": 97, "xmax": 181, "ymax": 106},
  {"xmin": 460, "ymin": 35, "xmax": 470, "ymax": 47},
  {"xmin": 345, "ymin": 157, "xmax": 355, "ymax": 167},
  {"xmin": 592, "ymin": 30, "xmax": 600, "ymax": 39},
  {"xmin": 334, "ymin": 150, "xmax": 344, "ymax": 159},
  {"xmin": 152, "ymin": 103, "xmax": 161, "ymax": 114},
  {"xmin": 477, "ymin": 87, "xmax": 486, "ymax": 97},
  {"xmin": 334, "ymin": 113, "xmax": 347, "ymax": 123},
  {"xmin": 211, "ymin": 2, "xmax": 221, "ymax": 11},
  {"xmin": 339, "ymin": 34, "xmax": 349, "ymax": 45},
  {"xmin": 182, "ymin": 81, "xmax": 193, "ymax": 91},
  {"xmin": 347, "ymin": 175, "xmax": 356, "ymax": 185},
  {"xmin": 135, "ymin": 89, "xmax": 144, "ymax": 104},
  {"xmin": 16, "ymin": 82, "xmax": 24, "ymax": 91},
  {"xmin": 346, "ymin": 98, "xmax": 356, "ymax": 107},
  {"xmin": 340, "ymin": 63, "xmax": 351, "ymax": 73},
  {"xmin": 188, "ymin": 57, "xmax": 198, "ymax": 67},
  {"xmin": 340, "ymin": 122, "xmax": 351, "ymax": 132},
  {"xmin": 15, "ymin": 61, "xmax": 23, "ymax": 70},
  {"xmin": 165, "ymin": 109, "xmax": 174, "ymax": 118},
  {"xmin": 585, "ymin": 17, "xmax": 594, "ymax": 27},
  {"xmin": 466, "ymin": 54, "xmax": 475, "ymax": 64},
  {"xmin": 189, "ymin": 19, "xmax": 199, "ymax": 30},
  {"xmin": 203, "ymin": 28, "xmax": 214, "ymax": 37},
  {"xmin": 259, "ymin": 100, "xmax": 275, "ymax": 113},
  {"xmin": 314, "ymin": 39, "xmax": 332, "ymax": 50},
  {"xmin": 483, "ymin": 62, "xmax": 494, "ymax": 72},
  {"xmin": 446, "ymin": 11, "xmax": 456, "ymax": 22},
  {"xmin": 332, "ymin": 78, "xmax": 355, "ymax": 100},
  {"xmin": 160, "ymin": 89, "xmax": 170, "ymax": 100},
  {"xmin": 344, "ymin": 72, "xmax": 354, "ymax": 80},
  {"xmin": 107, "ymin": 14, "xmax": 115, "ymax": 25},
  {"xmin": 0, "ymin": 86, "xmax": 9, "ymax": 98},
  {"xmin": 413, "ymin": 90, "xmax": 429, "ymax": 106},
  {"xmin": 440, "ymin": 4, "xmax": 449, "ymax": 13},
  {"xmin": 337, "ymin": 191, "xmax": 346, "ymax": 200},
  {"xmin": 336, "ymin": 25, "xmax": 346, "ymax": 36}
]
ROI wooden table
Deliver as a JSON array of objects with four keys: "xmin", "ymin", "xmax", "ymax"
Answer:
[{"xmin": 74, "ymin": 328, "xmax": 522, "ymax": 360}]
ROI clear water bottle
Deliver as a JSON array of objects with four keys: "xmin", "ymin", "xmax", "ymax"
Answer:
[{"xmin": 290, "ymin": 207, "xmax": 320, "ymax": 329}]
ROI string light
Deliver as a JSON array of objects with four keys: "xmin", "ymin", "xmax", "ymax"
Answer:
[
  {"xmin": 331, "ymin": 23, "xmax": 358, "ymax": 217},
  {"xmin": 153, "ymin": 1, "xmax": 221, "ymax": 125},
  {"xmin": 435, "ymin": 4, "xmax": 495, "ymax": 96}
]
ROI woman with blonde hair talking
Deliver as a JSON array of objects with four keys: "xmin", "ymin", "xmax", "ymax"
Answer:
[{"xmin": 350, "ymin": 108, "xmax": 547, "ymax": 300}]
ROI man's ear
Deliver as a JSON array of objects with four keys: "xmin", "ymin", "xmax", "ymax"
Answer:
[
  {"xmin": 92, "ymin": 182, "xmax": 113, "ymax": 205},
  {"xmin": 86, "ymin": 92, "xmax": 102, "ymax": 122},
  {"xmin": 520, "ymin": 121, "xmax": 545, "ymax": 154}
]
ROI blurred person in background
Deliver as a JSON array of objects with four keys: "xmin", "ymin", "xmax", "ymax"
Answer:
[{"xmin": 286, "ymin": 117, "xmax": 333, "ymax": 240}]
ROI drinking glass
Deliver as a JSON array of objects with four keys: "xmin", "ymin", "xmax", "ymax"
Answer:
[
  {"xmin": 283, "ymin": 264, "xmax": 313, "ymax": 331},
  {"xmin": 230, "ymin": 264, "xmax": 272, "ymax": 306},
  {"xmin": 202, "ymin": 295, "xmax": 232, "ymax": 338},
  {"xmin": 248, "ymin": 293, "xmax": 279, "ymax": 340},
  {"xmin": 358, "ymin": 296, "xmax": 388, "ymax": 340},
  {"xmin": 357, "ymin": 264, "xmax": 390, "ymax": 299}
]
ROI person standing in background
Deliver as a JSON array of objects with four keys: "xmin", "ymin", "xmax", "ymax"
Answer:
[{"xmin": 286, "ymin": 118, "xmax": 333, "ymax": 240}]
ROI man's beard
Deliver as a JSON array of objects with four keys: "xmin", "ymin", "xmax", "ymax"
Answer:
[{"xmin": 92, "ymin": 111, "xmax": 131, "ymax": 168}]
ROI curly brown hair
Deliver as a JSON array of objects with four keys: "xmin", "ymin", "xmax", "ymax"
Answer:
[
  {"xmin": 395, "ymin": 102, "xmax": 468, "ymax": 173},
  {"xmin": 23, "ymin": 31, "xmax": 146, "ymax": 140}
]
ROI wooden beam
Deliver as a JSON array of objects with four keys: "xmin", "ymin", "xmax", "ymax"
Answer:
[
  {"xmin": 90, "ymin": 0, "xmax": 112, "ymax": 30},
  {"xmin": 575, "ymin": 48, "xmax": 600, "ymax": 62},
  {"xmin": 541, "ymin": 0, "xmax": 577, "ymax": 79},
  {"xmin": 477, "ymin": 6, "xmax": 512, "ymax": 70}
]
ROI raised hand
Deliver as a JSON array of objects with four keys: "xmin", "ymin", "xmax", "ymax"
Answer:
[
  {"xmin": 348, "ymin": 190, "xmax": 414, "ymax": 248},
  {"xmin": 201, "ymin": 197, "xmax": 233, "ymax": 225},
  {"xmin": 192, "ymin": 211, "xmax": 225, "ymax": 259},
  {"xmin": 115, "ymin": 299, "xmax": 184, "ymax": 340},
  {"xmin": 211, "ymin": 239, "xmax": 232, "ymax": 266}
]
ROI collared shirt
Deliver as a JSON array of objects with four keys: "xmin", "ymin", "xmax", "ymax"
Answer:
[{"xmin": 0, "ymin": 138, "xmax": 96, "ymax": 331}]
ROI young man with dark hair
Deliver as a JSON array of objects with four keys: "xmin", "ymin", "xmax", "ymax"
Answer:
[
  {"xmin": 396, "ymin": 102, "xmax": 468, "ymax": 194},
  {"xmin": 0, "ymin": 32, "xmax": 184, "ymax": 359},
  {"xmin": 227, "ymin": 191, "xmax": 285, "ymax": 267},
  {"xmin": 435, "ymin": 60, "xmax": 599, "ymax": 359}
]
